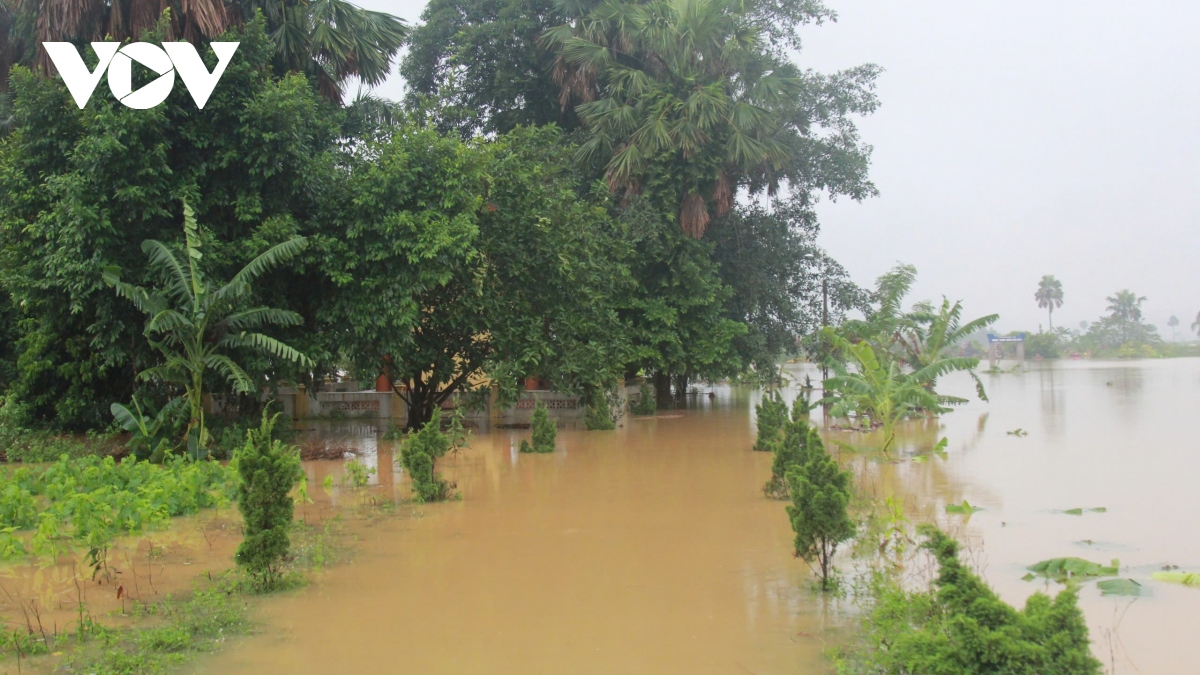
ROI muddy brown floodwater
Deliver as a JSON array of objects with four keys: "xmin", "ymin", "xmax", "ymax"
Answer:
[{"xmin": 194, "ymin": 358, "xmax": 1199, "ymax": 675}]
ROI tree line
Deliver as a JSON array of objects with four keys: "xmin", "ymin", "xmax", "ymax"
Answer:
[{"xmin": 0, "ymin": 0, "xmax": 880, "ymax": 435}]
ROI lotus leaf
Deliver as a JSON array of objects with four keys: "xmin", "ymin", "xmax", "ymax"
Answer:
[
  {"xmin": 1026, "ymin": 557, "xmax": 1119, "ymax": 581},
  {"xmin": 1097, "ymin": 579, "xmax": 1144, "ymax": 596}
]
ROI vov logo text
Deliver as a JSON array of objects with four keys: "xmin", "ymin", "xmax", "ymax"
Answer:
[{"xmin": 42, "ymin": 42, "xmax": 240, "ymax": 110}]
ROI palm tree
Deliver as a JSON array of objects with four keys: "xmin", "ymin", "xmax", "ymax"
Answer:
[
  {"xmin": 1193, "ymin": 311, "xmax": 1200, "ymax": 339},
  {"xmin": 1106, "ymin": 289, "xmax": 1146, "ymax": 344},
  {"xmin": 104, "ymin": 201, "xmax": 312, "ymax": 456},
  {"xmin": 544, "ymin": 0, "xmax": 800, "ymax": 237},
  {"xmin": 1034, "ymin": 275, "xmax": 1063, "ymax": 330},
  {"xmin": 3, "ymin": 0, "xmax": 406, "ymax": 101},
  {"xmin": 236, "ymin": 0, "xmax": 408, "ymax": 101},
  {"xmin": 1167, "ymin": 315, "xmax": 1179, "ymax": 341}
]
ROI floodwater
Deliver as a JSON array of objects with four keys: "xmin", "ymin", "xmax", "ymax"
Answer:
[
  {"xmin": 5, "ymin": 358, "xmax": 1197, "ymax": 673},
  {"xmin": 199, "ymin": 408, "xmax": 835, "ymax": 674},
  {"xmin": 197, "ymin": 358, "xmax": 1200, "ymax": 674}
]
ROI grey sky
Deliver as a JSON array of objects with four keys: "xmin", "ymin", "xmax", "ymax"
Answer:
[{"xmin": 357, "ymin": 0, "xmax": 1200, "ymax": 337}]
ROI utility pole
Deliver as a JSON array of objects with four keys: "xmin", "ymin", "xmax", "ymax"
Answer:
[{"xmin": 821, "ymin": 276, "xmax": 828, "ymax": 383}]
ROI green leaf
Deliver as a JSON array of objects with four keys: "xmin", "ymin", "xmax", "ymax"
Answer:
[
  {"xmin": 1026, "ymin": 557, "xmax": 1119, "ymax": 581},
  {"xmin": 1061, "ymin": 507, "xmax": 1106, "ymax": 515},
  {"xmin": 1151, "ymin": 571, "xmax": 1200, "ymax": 588},
  {"xmin": 945, "ymin": 500, "xmax": 981, "ymax": 515},
  {"xmin": 1097, "ymin": 579, "xmax": 1144, "ymax": 596}
]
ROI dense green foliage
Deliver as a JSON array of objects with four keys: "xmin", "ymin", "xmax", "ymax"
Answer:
[
  {"xmin": 401, "ymin": 0, "xmax": 577, "ymax": 136},
  {"xmin": 399, "ymin": 408, "xmax": 453, "ymax": 501},
  {"xmin": 234, "ymin": 413, "xmax": 302, "ymax": 589},
  {"xmin": 0, "ymin": 21, "xmax": 340, "ymax": 429},
  {"xmin": 544, "ymin": 0, "xmax": 879, "ymax": 237},
  {"xmin": 530, "ymin": 401, "xmax": 557, "ymax": 453},
  {"xmin": 839, "ymin": 527, "xmax": 1101, "ymax": 674},
  {"xmin": 785, "ymin": 433, "xmax": 855, "ymax": 590}
]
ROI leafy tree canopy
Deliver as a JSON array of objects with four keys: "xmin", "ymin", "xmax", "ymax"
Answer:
[{"xmin": 0, "ymin": 19, "xmax": 341, "ymax": 428}]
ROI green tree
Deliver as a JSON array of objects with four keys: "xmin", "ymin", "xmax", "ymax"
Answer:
[
  {"xmin": 545, "ymin": 0, "xmax": 879, "ymax": 237},
  {"xmin": 752, "ymin": 390, "xmax": 787, "ymax": 452},
  {"xmin": 104, "ymin": 202, "xmax": 312, "ymax": 456},
  {"xmin": 530, "ymin": 401, "xmax": 556, "ymax": 453},
  {"xmin": 616, "ymin": 197, "xmax": 745, "ymax": 400},
  {"xmin": 1166, "ymin": 315, "xmax": 1179, "ymax": 341},
  {"xmin": 1105, "ymin": 289, "xmax": 1147, "ymax": 344},
  {"xmin": 763, "ymin": 394, "xmax": 817, "ymax": 499},
  {"xmin": 785, "ymin": 440, "xmax": 855, "ymax": 591},
  {"xmin": 707, "ymin": 196, "xmax": 867, "ymax": 373},
  {"xmin": 850, "ymin": 526, "xmax": 1101, "ymax": 674},
  {"xmin": 1034, "ymin": 275, "xmax": 1063, "ymax": 330},
  {"xmin": 0, "ymin": 21, "xmax": 340, "ymax": 429},
  {"xmin": 401, "ymin": 0, "xmax": 578, "ymax": 136},
  {"xmin": 235, "ymin": 411, "xmax": 303, "ymax": 590},
  {"xmin": 323, "ymin": 125, "xmax": 629, "ymax": 430}
]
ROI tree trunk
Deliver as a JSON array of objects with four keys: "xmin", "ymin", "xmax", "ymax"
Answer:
[
  {"xmin": 673, "ymin": 373, "xmax": 688, "ymax": 397},
  {"xmin": 654, "ymin": 371, "xmax": 671, "ymax": 406}
]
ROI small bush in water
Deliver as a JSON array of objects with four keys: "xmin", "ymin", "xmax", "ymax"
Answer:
[
  {"xmin": 786, "ymin": 439, "xmax": 855, "ymax": 591},
  {"xmin": 530, "ymin": 402, "xmax": 556, "ymax": 453},
  {"xmin": 584, "ymin": 394, "xmax": 617, "ymax": 431},
  {"xmin": 753, "ymin": 392, "xmax": 788, "ymax": 452},
  {"xmin": 628, "ymin": 383, "xmax": 657, "ymax": 416},
  {"xmin": 399, "ymin": 408, "xmax": 452, "ymax": 502},
  {"xmin": 837, "ymin": 526, "xmax": 1101, "ymax": 674},
  {"xmin": 764, "ymin": 398, "xmax": 820, "ymax": 500},
  {"xmin": 235, "ymin": 412, "xmax": 303, "ymax": 590}
]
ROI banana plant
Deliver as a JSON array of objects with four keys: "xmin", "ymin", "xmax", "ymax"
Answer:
[
  {"xmin": 822, "ymin": 340, "xmax": 966, "ymax": 455},
  {"xmin": 104, "ymin": 201, "xmax": 313, "ymax": 458},
  {"xmin": 110, "ymin": 396, "xmax": 185, "ymax": 463}
]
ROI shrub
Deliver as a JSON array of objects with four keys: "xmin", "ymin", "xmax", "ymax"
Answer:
[
  {"xmin": 234, "ymin": 412, "xmax": 302, "ymax": 590},
  {"xmin": 839, "ymin": 526, "xmax": 1102, "ymax": 674},
  {"xmin": 763, "ymin": 398, "xmax": 820, "ymax": 500},
  {"xmin": 628, "ymin": 382, "xmax": 657, "ymax": 416},
  {"xmin": 753, "ymin": 391, "xmax": 788, "ymax": 451},
  {"xmin": 530, "ymin": 402, "xmax": 556, "ymax": 453},
  {"xmin": 786, "ymin": 442, "xmax": 856, "ymax": 591},
  {"xmin": 584, "ymin": 398, "xmax": 616, "ymax": 430},
  {"xmin": 399, "ymin": 408, "xmax": 451, "ymax": 502}
]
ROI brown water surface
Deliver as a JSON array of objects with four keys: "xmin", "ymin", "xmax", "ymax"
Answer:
[{"xmin": 197, "ymin": 358, "xmax": 1200, "ymax": 674}]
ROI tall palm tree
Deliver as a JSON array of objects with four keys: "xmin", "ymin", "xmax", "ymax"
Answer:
[
  {"xmin": 1167, "ymin": 315, "xmax": 1179, "ymax": 341},
  {"xmin": 544, "ymin": 0, "xmax": 800, "ymax": 237},
  {"xmin": 1192, "ymin": 310, "xmax": 1200, "ymax": 339},
  {"xmin": 1106, "ymin": 289, "xmax": 1146, "ymax": 344},
  {"xmin": 104, "ymin": 201, "xmax": 313, "ymax": 456},
  {"xmin": 1034, "ymin": 274, "xmax": 1063, "ymax": 330},
  {"xmin": 2, "ymin": 0, "xmax": 406, "ymax": 101},
  {"xmin": 236, "ymin": 0, "xmax": 408, "ymax": 101}
]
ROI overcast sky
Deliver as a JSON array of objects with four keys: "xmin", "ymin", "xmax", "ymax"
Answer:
[{"xmin": 357, "ymin": 0, "xmax": 1200, "ymax": 338}]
